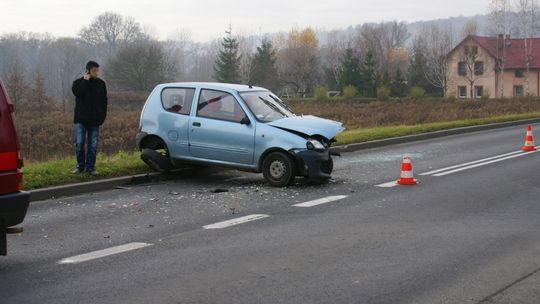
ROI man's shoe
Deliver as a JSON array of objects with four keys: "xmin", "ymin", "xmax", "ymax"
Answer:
[
  {"xmin": 87, "ymin": 170, "xmax": 100, "ymax": 177},
  {"xmin": 72, "ymin": 169, "xmax": 83, "ymax": 174}
]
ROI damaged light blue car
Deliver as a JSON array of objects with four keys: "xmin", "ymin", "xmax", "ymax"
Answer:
[{"xmin": 136, "ymin": 83, "xmax": 345, "ymax": 187}]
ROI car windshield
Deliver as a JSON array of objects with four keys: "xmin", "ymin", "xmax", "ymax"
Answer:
[{"xmin": 239, "ymin": 91, "xmax": 294, "ymax": 122}]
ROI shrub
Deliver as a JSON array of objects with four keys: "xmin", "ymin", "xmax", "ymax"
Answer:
[
  {"xmin": 376, "ymin": 86, "xmax": 391, "ymax": 101},
  {"xmin": 409, "ymin": 86, "xmax": 426, "ymax": 99},
  {"xmin": 314, "ymin": 85, "xmax": 329, "ymax": 101},
  {"xmin": 342, "ymin": 85, "xmax": 358, "ymax": 99}
]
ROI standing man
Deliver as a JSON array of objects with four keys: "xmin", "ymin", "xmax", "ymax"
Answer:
[{"xmin": 71, "ymin": 61, "xmax": 108, "ymax": 176}]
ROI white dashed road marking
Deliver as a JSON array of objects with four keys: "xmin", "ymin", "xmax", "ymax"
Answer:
[
  {"xmin": 58, "ymin": 242, "xmax": 153, "ymax": 264},
  {"xmin": 375, "ymin": 181, "xmax": 399, "ymax": 188},
  {"xmin": 293, "ymin": 195, "xmax": 349, "ymax": 207},
  {"xmin": 203, "ymin": 214, "xmax": 270, "ymax": 229}
]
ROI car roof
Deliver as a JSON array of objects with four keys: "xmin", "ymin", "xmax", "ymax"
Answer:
[{"xmin": 157, "ymin": 82, "xmax": 268, "ymax": 93}]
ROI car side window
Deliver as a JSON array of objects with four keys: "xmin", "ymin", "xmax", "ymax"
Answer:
[
  {"xmin": 161, "ymin": 88, "xmax": 195, "ymax": 115},
  {"xmin": 197, "ymin": 89, "xmax": 245, "ymax": 123}
]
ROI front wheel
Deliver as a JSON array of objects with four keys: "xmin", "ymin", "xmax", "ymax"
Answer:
[{"xmin": 262, "ymin": 151, "xmax": 296, "ymax": 187}]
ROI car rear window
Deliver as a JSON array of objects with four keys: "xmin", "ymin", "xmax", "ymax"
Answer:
[{"xmin": 161, "ymin": 87, "xmax": 195, "ymax": 115}]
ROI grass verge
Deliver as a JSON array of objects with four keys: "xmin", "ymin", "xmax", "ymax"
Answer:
[
  {"xmin": 24, "ymin": 112, "xmax": 540, "ymax": 190},
  {"xmin": 336, "ymin": 112, "xmax": 540, "ymax": 145},
  {"xmin": 24, "ymin": 151, "xmax": 151, "ymax": 190}
]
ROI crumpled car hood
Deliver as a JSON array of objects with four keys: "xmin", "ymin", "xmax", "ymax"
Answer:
[{"xmin": 267, "ymin": 115, "xmax": 345, "ymax": 140}]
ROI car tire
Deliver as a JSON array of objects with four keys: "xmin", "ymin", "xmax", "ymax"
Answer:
[
  {"xmin": 141, "ymin": 148, "xmax": 173, "ymax": 173},
  {"xmin": 262, "ymin": 151, "xmax": 296, "ymax": 187}
]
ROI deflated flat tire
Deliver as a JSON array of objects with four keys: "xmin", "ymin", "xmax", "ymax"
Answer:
[{"xmin": 141, "ymin": 148, "xmax": 172, "ymax": 173}]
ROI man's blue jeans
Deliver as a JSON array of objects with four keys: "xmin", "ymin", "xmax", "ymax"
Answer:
[{"xmin": 74, "ymin": 123, "xmax": 99, "ymax": 172}]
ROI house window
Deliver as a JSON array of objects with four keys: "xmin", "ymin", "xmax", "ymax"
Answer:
[
  {"xmin": 514, "ymin": 85, "xmax": 524, "ymax": 97},
  {"xmin": 474, "ymin": 61, "xmax": 484, "ymax": 75},
  {"xmin": 458, "ymin": 62, "xmax": 467, "ymax": 76},
  {"xmin": 474, "ymin": 86, "xmax": 483, "ymax": 98},
  {"xmin": 515, "ymin": 69, "xmax": 524, "ymax": 78},
  {"xmin": 458, "ymin": 86, "xmax": 467, "ymax": 98}
]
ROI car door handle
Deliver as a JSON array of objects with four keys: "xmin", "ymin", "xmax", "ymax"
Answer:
[{"xmin": 192, "ymin": 122, "xmax": 201, "ymax": 127}]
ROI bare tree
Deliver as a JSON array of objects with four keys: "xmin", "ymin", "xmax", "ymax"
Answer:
[
  {"xmin": 277, "ymin": 28, "xmax": 320, "ymax": 96},
  {"xmin": 52, "ymin": 38, "xmax": 88, "ymax": 110},
  {"xmin": 515, "ymin": 0, "xmax": 539, "ymax": 95},
  {"xmin": 489, "ymin": 0, "xmax": 512, "ymax": 97},
  {"xmin": 356, "ymin": 21, "xmax": 410, "ymax": 78},
  {"xmin": 165, "ymin": 29, "xmax": 193, "ymax": 81},
  {"xmin": 4, "ymin": 58, "xmax": 27, "ymax": 106},
  {"xmin": 422, "ymin": 24, "xmax": 454, "ymax": 96},
  {"xmin": 236, "ymin": 32, "xmax": 257, "ymax": 84},
  {"xmin": 459, "ymin": 36, "xmax": 488, "ymax": 98},
  {"xmin": 29, "ymin": 69, "xmax": 50, "ymax": 111},
  {"xmin": 319, "ymin": 30, "xmax": 350, "ymax": 90},
  {"xmin": 462, "ymin": 18, "xmax": 479, "ymax": 38},
  {"xmin": 106, "ymin": 41, "xmax": 176, "ymax": 91},
  {"xmin": 79, "ymin": 12, "xmax": 147, "ymax": 59}
]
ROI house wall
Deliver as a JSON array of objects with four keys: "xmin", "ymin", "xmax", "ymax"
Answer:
[
  {"xmin": 500, "ymin": 69, "xmax": 540, "ymax": 97},
  {"xmin": 446, "ymin": 40, "xmax": 497, "ymax": 99}
]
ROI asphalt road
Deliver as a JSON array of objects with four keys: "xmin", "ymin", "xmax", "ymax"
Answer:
[{"xmin": 1, "ymin": 124, "xmax": 539, "ymax": 304}]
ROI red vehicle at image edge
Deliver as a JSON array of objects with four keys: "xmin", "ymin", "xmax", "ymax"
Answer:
[{"xmin": 0, "ymin": 79, "xmax": 29, "ymax": 255}]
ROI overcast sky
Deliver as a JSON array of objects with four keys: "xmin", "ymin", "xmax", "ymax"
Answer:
[{"xmin": 1, "ymin": 0, "xmax": 491, "ymax": 42}]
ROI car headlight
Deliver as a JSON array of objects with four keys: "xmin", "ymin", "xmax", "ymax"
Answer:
[{"xmin": 306, "ymin": 139, "xmax": 325, "ymax": 150}]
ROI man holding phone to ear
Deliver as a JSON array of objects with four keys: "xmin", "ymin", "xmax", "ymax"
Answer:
[{"xmin": 71, "ymin": 61, "xmax": 108, "ymax": 176}]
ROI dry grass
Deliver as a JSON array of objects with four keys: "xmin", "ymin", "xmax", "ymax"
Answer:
[
  {"xmin": 15, "ymin": 96, "xmax": 540, "ymax": 162},
  {"xmin": 290, "ymin": 98, "xmax": 540, "ymax": 129}
]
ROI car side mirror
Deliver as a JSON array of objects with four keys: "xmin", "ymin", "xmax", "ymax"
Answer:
[{"xmin": 240, "ymin": 116, "xmax": 251, "ymax": 125}]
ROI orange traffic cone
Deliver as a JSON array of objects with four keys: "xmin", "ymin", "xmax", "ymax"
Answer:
[
  {"xmin": 522, "ymin": 124, "xmax": 537, "ymax": 152},
  {"xmin": 397, "ymin": 155, "xmax": 418, "ymax": 185}
]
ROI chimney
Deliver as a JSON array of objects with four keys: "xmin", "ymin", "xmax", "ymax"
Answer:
[{"xmin": 498, "ymin": 34, "xmax": 504, "ymax": 51}]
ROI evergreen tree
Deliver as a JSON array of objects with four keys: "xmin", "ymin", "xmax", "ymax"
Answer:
[
  {"xmin": 214, "ymin": 28, "xmax": 241, "ymax": 83},
  {"xmin": 338, "ymin": 48, "xmax": 362, "ymax": 90},
  {"xmin": 359, "ymin": 52, "xmax": 378, "ymax": 97},
  {"xmin": 250, "ymin": 39, "xmax": 278, "ymax": 90},
  {"xmin": 381, "ymin": 71, "xmax": 391, "ymax": 87},
  {"xmin": 391, "ymin": 69, "xmax": 407, "ymax": 98}
]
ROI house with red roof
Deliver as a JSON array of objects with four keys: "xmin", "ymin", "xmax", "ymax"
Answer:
[{"xmin": 446, "ymin": 35, "xmax": 540, "ymax": 98}]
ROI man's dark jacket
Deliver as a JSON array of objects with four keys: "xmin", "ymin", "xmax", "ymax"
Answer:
[{"xmin": 72, "ymin": 77, "xmax": 108, "ymax": 127}]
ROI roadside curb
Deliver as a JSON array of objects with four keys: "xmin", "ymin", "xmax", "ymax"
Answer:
[
  {"xmin": 29, "ymin": 173, "xmax": 162, "ymax": 203},
  {"xmin": 29, "ymin": 117, "xmax": 540, "ymax": 202},
  {"xmin": 331, "ymin": 117, "xmax": 540, "ymax": 153}
]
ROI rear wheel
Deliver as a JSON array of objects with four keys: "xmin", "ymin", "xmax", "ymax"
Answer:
[
  {"xmin": 141, "ymin": 148, "xmax": 172, "ymax": 173},
  {"xmin": 262, "ymin": 151, "xmax": 296, "ymax": 187}
]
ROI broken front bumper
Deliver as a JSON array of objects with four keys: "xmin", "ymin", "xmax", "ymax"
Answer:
[{"xmin": 290, "ymin": 148, "xmax": 334, "ymax": 180}]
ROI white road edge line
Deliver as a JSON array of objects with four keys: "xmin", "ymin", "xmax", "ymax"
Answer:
[
  {"xmin": 203, "ymin": 214, "xmax": 269, "ymax": 229},
  {"xmin": 419, "ymin": 150, "xmax": 524, "ymax": 176},
  {"xmin": 58, "ymin": 242, "xmax": 153, "ymax": 264},
  {"xmin": 433, "ymin": 148, "xmax": 540, "ymax": 176},
  {"xmin": 375, "ymin": 181, "xmax": 399, "ymax": 188},
  {"xmin": 293, "ymin": 195, "xmax": 349, "ymax": 207}
]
